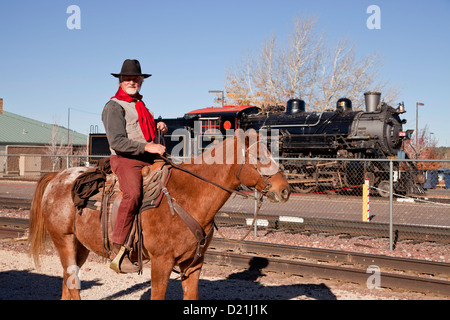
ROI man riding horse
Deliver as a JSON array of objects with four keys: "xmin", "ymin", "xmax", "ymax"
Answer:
[{"xmin": 102, "ymin": 59, "xmax": 168, "ymax": 273}]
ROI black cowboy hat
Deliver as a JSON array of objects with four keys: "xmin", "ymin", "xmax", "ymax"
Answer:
[{"xmin": 111, "ymin": 59, "xmax": 152, "ymax": 78}]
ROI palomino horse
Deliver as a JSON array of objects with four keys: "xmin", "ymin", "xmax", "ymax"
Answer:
[{"xmin": 29, "ymin": 132, "xmax": 290, "ymax": 300}]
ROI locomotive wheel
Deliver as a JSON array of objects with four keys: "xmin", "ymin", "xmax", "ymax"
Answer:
[{"xmin": 377, "ymin": 180, "xmax": 390, "ymax": 197}]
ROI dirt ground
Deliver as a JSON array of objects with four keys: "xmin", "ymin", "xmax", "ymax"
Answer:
[{"xmin": 0, "ymin": 240, "xmax": 446, "ymax": 300}]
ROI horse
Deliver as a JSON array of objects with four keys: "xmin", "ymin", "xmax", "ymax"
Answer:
[{"xmin": 28, "ymin": 131, "xmax": 290, "ymax": 300}]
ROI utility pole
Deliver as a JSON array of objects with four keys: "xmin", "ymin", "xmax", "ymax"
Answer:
[
  {"xmin": 68, "ymin": 107, "xmax": 70, "ymax": 145},
  {"xmin": 415, "ymin": 102, "xmax": 424, "ymax": 145},
  {"xmin": 208, "ymin": 90, "xmax": 224, "ymax": 107}
]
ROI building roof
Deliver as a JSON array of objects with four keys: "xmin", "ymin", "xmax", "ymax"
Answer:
[{"xmin": 0, "ymin": 111, "xmax": 87, "ymax": 146}]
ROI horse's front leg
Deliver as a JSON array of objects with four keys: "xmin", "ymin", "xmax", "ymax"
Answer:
[
  {"xmin": 150, "ymin": 255, "xmax": 175, "ymax": 300},
  {"xmin": 180, "ymin": 260, "xmax": 204, "ymax": 300}
]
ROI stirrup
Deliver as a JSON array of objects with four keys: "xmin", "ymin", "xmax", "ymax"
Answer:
[{"xmin": 110, "ymin": 246, "xmax": 126, "ymax": 273}]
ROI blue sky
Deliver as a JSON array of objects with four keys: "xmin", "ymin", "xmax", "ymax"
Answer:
[{"xmin": 1, "ymin": 0, "xmax": 449, "ymax": 146}]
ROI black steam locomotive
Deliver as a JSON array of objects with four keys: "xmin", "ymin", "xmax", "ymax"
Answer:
[{"xmin": 89, "ymin": 92, "xmax": 425, "ymax": 196}]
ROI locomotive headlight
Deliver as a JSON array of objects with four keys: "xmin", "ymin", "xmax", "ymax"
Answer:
[{"xmin": 223, "ymin": 121, "xmax": 232, "ymax": 130}]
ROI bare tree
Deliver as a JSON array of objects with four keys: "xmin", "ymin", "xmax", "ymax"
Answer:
[
  {"xmin": 405, "ymin": 125, "xmax": 440, "ymax": 165},
  {"xmin": 47, "ymin": 124, "xmax": 73, "ymax": 171},
  {"xmin": 225, "ymin": 15, "xmax": 399, "ymax": 111},
  {"xmin": 280, "ymin": 16, "xmax": 323, "ymax": 102},
  {"xmin": 253, "ymin": 32, "xmax": 282, "ymax": 106},
  {"xmin": 316, "ymin": 39, "xmax": 355, "ymax": 110},
  {"xmin": 224, "ymin": 52, "xmax": 255, "ymax": 106}
]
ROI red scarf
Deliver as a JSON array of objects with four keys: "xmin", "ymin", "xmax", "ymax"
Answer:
[{"xmin": 111, "ymin": 87, "xmax": 156, "ymax": 141}]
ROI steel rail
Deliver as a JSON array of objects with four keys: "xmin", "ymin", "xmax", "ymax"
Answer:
[
  {"xmin": 209, "ymin": 238, "xmax": 450, "ymax": 279},
  {"xmin": 204, "ymin": 250, "xmax": 450, "ymax": 296},
  {"xmin": 0, "ymin": 217, "xmax": 28, "ymax": 239},
  {"xmin": 0, "ymin": 198, "xmax": 31, "ymax": 210},
  {"xmin": 215, "ymin": 211, "xmax": 450, "ymax": 244}
]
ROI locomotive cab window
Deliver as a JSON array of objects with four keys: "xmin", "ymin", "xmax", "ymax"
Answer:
[{"xmin": 200, "ymin": 117, "xmax": 221, "ymax": 134}]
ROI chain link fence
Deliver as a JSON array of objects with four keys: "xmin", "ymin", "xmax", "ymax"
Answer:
[
  {"xmin": 216, "ymin": 158, "xmax": 450, "ymax": 249},
  {"xmin": 1, "ymin": 153, "xmax": 449, "ymax": 249}
]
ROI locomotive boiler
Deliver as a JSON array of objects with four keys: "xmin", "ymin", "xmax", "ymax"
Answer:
[{"xmin": 238, "ymin": 91, "xmax": 425, "ymax": 196}]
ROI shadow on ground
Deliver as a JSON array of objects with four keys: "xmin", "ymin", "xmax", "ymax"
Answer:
[
  {"xmin": 1, "ymin": 258, "xmax": 336, "ymax": 300},
  {"xmin": 0, "ymin": 269, "xmax": 102, "ymax": 299}
]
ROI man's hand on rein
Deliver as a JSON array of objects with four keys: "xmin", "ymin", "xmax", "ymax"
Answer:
[
  {"xmin": 157, "ymin": 122, "xmax": 168, "ymax": 134},
  {"xmin": 145, "ymin": 143, "xmax": 166, "ymax": 155}
]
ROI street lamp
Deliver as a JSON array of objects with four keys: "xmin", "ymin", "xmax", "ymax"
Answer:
[
  {"xmin": 208, "ymin": 90, "xmax": 224, "ymax": 107},
  {"xmin": 416, "ymin": 102, "xmax": 424, "ymax": 145},
  {"xmin": 68, "ymin": 107, "xmax": 70, "ymax": 145}
]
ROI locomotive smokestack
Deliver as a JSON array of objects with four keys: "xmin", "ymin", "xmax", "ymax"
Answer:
[{"xmin": 364, "ymin": 91, "xmax": 381, "ymax": 112}]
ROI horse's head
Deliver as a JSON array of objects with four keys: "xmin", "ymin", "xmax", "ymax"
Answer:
[{"xmin": 234, "ymin": 130, "xmax": 290, "ymax": 203}]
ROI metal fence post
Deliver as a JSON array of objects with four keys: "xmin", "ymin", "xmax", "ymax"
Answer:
[
  {"xmin": 389, "ymin": 160, "xmax": 394, "ymax": 250},
  {"xmin": 254, "ymin": 189, "xmax": 258, "ymax": 237}
]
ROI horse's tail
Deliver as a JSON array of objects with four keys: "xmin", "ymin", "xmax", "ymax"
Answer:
[{"xmin": 29, "ymin": 172, "xmax": 58, "ymax": 268}]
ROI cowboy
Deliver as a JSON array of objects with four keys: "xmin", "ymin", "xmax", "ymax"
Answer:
[{"xmin": 102, "ymin": 59, "xmax": 167, "ymax": 273}]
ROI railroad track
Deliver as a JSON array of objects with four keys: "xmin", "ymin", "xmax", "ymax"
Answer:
[
  {"xmin": 209, "ymin": 238, "xmax": 450, "ymax": 279},
  {"xmin": 207, "ymin": 238, "xmax": 450, "ymax": 296},
  {"xmin": 205, "ymin": 249, "xmax": 450, "ymax": 296},
  {"xmin": 0, "ymin": 197, "xmax": 31, "ymax": 210},
  {"xmin": 0, "ymin": 217, "xmax": 28, "ymax": 239},
  {"xmin": 1, "ymin": 216, "xmax": 449, "ymax": 296},
  {"xmin": 2, "ymin": 197, "xmax": 448, "ymax": 244},
  {"xmin": 215, "ymin": 212, "xmax": 450, "ymax": 244}
]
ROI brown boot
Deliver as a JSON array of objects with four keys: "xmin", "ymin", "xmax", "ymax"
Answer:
[{"xmin": 109, "ymin": 243, "xmax": 140, "ymax": 274}]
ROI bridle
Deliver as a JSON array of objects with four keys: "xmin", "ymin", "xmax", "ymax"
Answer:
[{"xmin": 235, "ymin": 140, "xmax": 278, "ymax": 197}]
